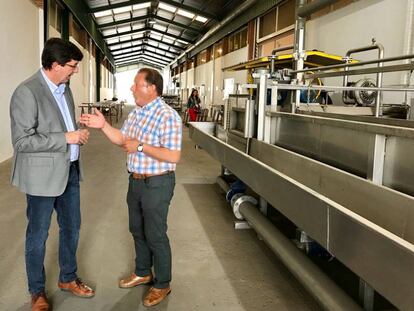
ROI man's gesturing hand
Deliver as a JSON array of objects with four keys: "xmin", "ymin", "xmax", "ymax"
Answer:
[
  {"xmin": 79, "ymin": 108, "xmax": 106, "ymax": 129},
  {"xmin": 65, "ymin": 129, "xmax": 90, "ymax": 145}
]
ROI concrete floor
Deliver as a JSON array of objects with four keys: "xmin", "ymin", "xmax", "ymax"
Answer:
[{"xmin": 0, "ymin": 109, "xmax": 320, "ymax": 310}]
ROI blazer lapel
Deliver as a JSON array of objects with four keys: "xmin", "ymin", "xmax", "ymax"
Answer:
[{"xmin": 36, "ymin": 70, "xmax": 68, "ymax": 131}]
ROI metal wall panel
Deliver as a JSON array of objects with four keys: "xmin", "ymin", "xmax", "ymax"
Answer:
[
  {"xmin": 250, "ymin": 139, "xmax": 414, "ymax": 243},
  {"xmin": 329, "ymin": 208, "xmax": 414, "ymax": 310},
  {"xmin": 383, "ymin": 136, "xmax": 414, "ymax": 196}
]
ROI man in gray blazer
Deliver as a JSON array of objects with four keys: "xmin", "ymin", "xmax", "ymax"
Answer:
[{"xmin": 10, "ymin": 38, "xmax": 94, "ymax": 311}]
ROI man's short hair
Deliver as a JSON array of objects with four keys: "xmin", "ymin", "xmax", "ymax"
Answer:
[
  {"xmin": 139, "ymin": 68, "xmax": 163, "ymax": 96},
  {"xmin": 42, "ymin": 38, "xmax": 83, "ymax": 70}
]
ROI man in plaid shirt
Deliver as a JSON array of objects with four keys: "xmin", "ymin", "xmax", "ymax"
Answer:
[{"xmin": 80, "ymin": 68, "xmax": 182, "ymax": 307}]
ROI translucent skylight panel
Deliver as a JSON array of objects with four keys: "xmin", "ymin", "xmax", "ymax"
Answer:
[
  {"xmin": 176, "ymin": 9, "xmax": 194, "ymax": 19},
  {"xmin": 102, "ymin": 28, "xmax": 117, "ymax": 36},
  {"xmin": 112, "ymin": 50, "xmax": 125, "ymax": 55},
  {"xmin": 132, "ymin": 46, "xmax": 141, "ymax": 51},
  {"xmin": 114, "ymin": 12, "xmax": 130, "ymax": 21},
  {"xmin": 165, "ymin": 52, "xmax": 174, "ymax": 58},
  {"xmin": 132, "ymin": 10, "xmax": 147, "ymax": 17},
  {"xmin": 195, "ymin": 15, "xmax": 208, "ymax": 23},
  {"xmin": 132, "ymin": 40, "xmax": 143, "ymax": 46},
  {"xmin": 167, "ymin": 28, "xmax": 180, "ymax": 36},
  {"xmin": 163, "ymin": 37, "xmax": 174, "ymax": 44},
  {"xmin": 113, "ymin": 6, "xmax": 131, "ymax": 14},
  {"xmin": 117, "ymin": 25, "xmax": 131, "ymax": 33},
  {"xmin": 94, "ymin": 10, "xmax": 112, "ymax": 18},
  {"xmin": 132, "ymin": 23, "xmax": 145, "ymax": 30},
  {"xmin": 157, "ymin": 11, "xmax": 173, "ymax": 20},
  {"xmin": 132, "ymin": 33, "xmax": 144, "ymax": 39},
  {"xmin": 146, "ymin": 47, "xmax": 156, "ymax": 52},
  {"xmin": 96, "ymin": 15, "xmax": 114, "ymax": 24},
  {"xmin": 121, "ymin": 42, "xmax": 132, "ymax": 48},
  {"xmin": 109, "ymin": 44, "xmax": 122, "ymax": 50},
  {"xmin": 153, "ymin": 24, "xmax": 167, "ymax": 32},
  {"xmin": 119, "ymin": 35, "xmax": 132, "ymax": 42},
  {"xmin": 150, "ymin": 34, "xmax": 162, "ymax": 40},
  {"xmin": 158, "ymin": 2, "xmax": 176, "ymax": 13},
  {"xmin": 159, "ymin": 43, "xmax": 169, "ymax": 50},
  {"xmin": 163, "ymin": 35, "xmax": 176, "ymax": 42},
  {"xmin": 133, "ymin": 2, "xmax": 151, "ymax": 10},
  {"xmin": 106, "ymin": 38, "xmax": 119, "ymax": 45}
]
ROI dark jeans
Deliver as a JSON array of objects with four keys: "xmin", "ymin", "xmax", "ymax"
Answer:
[
  {"xmin": 25, "ymin": 161, "xmax": 81, "ymax": 295},
  {"xmin": 127, "ymin": 172, "xmax": 175, "ymax": 289}
]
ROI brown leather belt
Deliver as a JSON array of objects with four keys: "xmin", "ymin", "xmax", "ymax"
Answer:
[{"xmin": 131, "ymin": 171, "xmax": 173, "ymax": 180}]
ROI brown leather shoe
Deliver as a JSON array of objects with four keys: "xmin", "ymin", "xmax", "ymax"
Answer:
[
  {"xmin": 119, "ymin": 272, "xmax": 153, "ymax": 288},
  {"xmin": 143, "ymin": 287, "xmax": 171, "ymax": 307},
  {"xmin": 31, "ymin": 292, "xmax": 49, "ymax": 311},
  {"xmin": 58, "ymin": 278, "xmax": 95, "ymax": 298}
]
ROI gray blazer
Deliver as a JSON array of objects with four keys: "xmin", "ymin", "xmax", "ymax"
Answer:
[{"xmin": 10, "ymin": 69, "xmax": 82, "ymax": 196}]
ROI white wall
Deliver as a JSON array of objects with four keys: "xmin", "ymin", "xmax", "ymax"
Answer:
[
  {"xmin": 306, "ymin": 0, "xmax": 408, "ymax": 103},
  {"xmin": 0, "ymin": 0, "xmax": 40, "ymax": 163},
  {"xmin": 115, "ymin": 69, "xmax": 137, "ymax": 106}
]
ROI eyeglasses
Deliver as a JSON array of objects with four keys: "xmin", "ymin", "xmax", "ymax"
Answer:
[{"xmin": 65, "ymin": 63, "xmax": 79, "ymax": 69}]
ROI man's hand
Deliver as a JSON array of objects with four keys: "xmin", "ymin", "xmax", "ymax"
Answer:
[
  {"xmin": 79, "ymin": 108, "xmax": 106, "ymax": 129},
  {"xmin": 65, "ymin": 129, "xmax": 90, "ymax": 145},
  {"xmin": 122, "ymin": 138, "xmax": 139, "ymax": 153}
]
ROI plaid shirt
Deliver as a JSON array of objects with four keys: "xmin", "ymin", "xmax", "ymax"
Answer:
[{"xmin": 121, "ymin": 97, "xmax": 182, "ymax": 174}]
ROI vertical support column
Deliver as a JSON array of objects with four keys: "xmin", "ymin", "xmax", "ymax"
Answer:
[
  {"xmin": 96, "ymin": 49, "xmax": 102, "ymax": 102},
  {"xmin": 360, "ymin": 133, "xmax": 386, "ymax": 310},
  {"xmin": 293, "ymin": 0, "xmax": 306, "ymax": 112},
  {"xmin": 43, "ymin": 0, "xmax": 50, "ymax": 44},
  {"xmin": 257, "ymin": 71, "xmax": 267, "ymax": 141},
  {"xmin": 61, "ymin": 8, "xmax": 69, "ymax": 41}
]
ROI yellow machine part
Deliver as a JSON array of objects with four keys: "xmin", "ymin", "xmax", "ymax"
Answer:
[{"xmin": 223, "ymin": 50, "xmax": 358, "ymax": 71}]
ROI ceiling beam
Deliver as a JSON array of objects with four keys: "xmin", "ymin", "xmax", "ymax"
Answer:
[
  {"xmin": 89, "ymin": 0, "xmax": 217, "ymax": 20},
  {"xmin": 117, "ymin": 60, "xmax": 164, "ymax": 70},
  {"xmin": 98, "ymin": 14, "xmax": 203, "ymax": 34},
  {"xmin": 115, "ymin": 50, "xmax": 174, "ymax": 61},
  {"xmin": 111, "ymin": 44, "xmax": 180, "ymax": 56},
  {"xmin": 116, "ymin": 56, "xmax": 169, "ymax": 67},
  {"xmin": 115, "ymin": 53, "xmax": 171, "ymax": 64},
  {"xmin": 107, "ymin": 36, "xmax": 185, "ymax": 51},
  {"xmin": 103, "ymin": 27, "xmax": 195, "ymax": 44}
]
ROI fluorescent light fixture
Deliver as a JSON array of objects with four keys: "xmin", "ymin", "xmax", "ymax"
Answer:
[
  {"xmin": 177, "ymin": 9, "xmax": 194, "ymax": 19},
  {"xmin": 158, "ymin": 2, "xmax": 176, "ymax": 13},
  {"xmin": 94, "ymin": 10, "xmax": 112, "ymax": 18},
  {"xmin": 133, "ymin": 2, "xmax": 151, "ymax": 10},
  {"xmin": 177, "ymin": 38, "xmax": 189, "ymax": 44},
  {"xmin": 195, "ymin": 15, "xmax": 208, "ymax": 23},
  {"xmin": 113, "ymin": 6, "xmax": 132, "ymax": 14}
]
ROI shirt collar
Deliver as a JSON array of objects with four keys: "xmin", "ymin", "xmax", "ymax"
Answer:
[
  {"xmin": 135, "ymin": 97, "xmax": 162, "ymax": 113},
  {"xmin": 40, "ymin": 69, "xmax": 66, "ymax": 95}
]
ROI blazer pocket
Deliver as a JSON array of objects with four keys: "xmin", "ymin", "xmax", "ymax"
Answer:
[{"xmin": 27, "ymin": 157, "xmax": 54, "ymax": 167}]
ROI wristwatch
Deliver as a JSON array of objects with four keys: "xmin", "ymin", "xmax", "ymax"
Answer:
[{"xmin": 137, "ymin": 143, "xmax": 144, "ymax": 153}]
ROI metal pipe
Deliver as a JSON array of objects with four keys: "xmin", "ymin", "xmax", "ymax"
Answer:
[
  {"xmin": 216, "ymin": 176, "xmax": 361, "ymax": 310},
  {"xmin": 305, "ymin": 62, "xmax": 412, "ymax": 79},
  {"xmin": 270, "ymin": 84, "xmax": 414, "ymax": 92},
  {"xmin": 239, "ymin": 202, "xmax": 362, "ymax": 310},
  {"xmin": 170, "ymin": 0, "xmax": 258, "ymax": 66},
  {"xmin": 342, "ymin": 42, "xmax": 384, "ymax": 117},
  {"xmin": 270, "ymin": 45, "xmax": 295, "ymax": 76},
  {"xmin": 292, "ymin": 53, "xmax": 414, "ymax": 73},
  {"xmin": 297, "ymin": 0, "xmax": 339, "ymax": 18}
]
